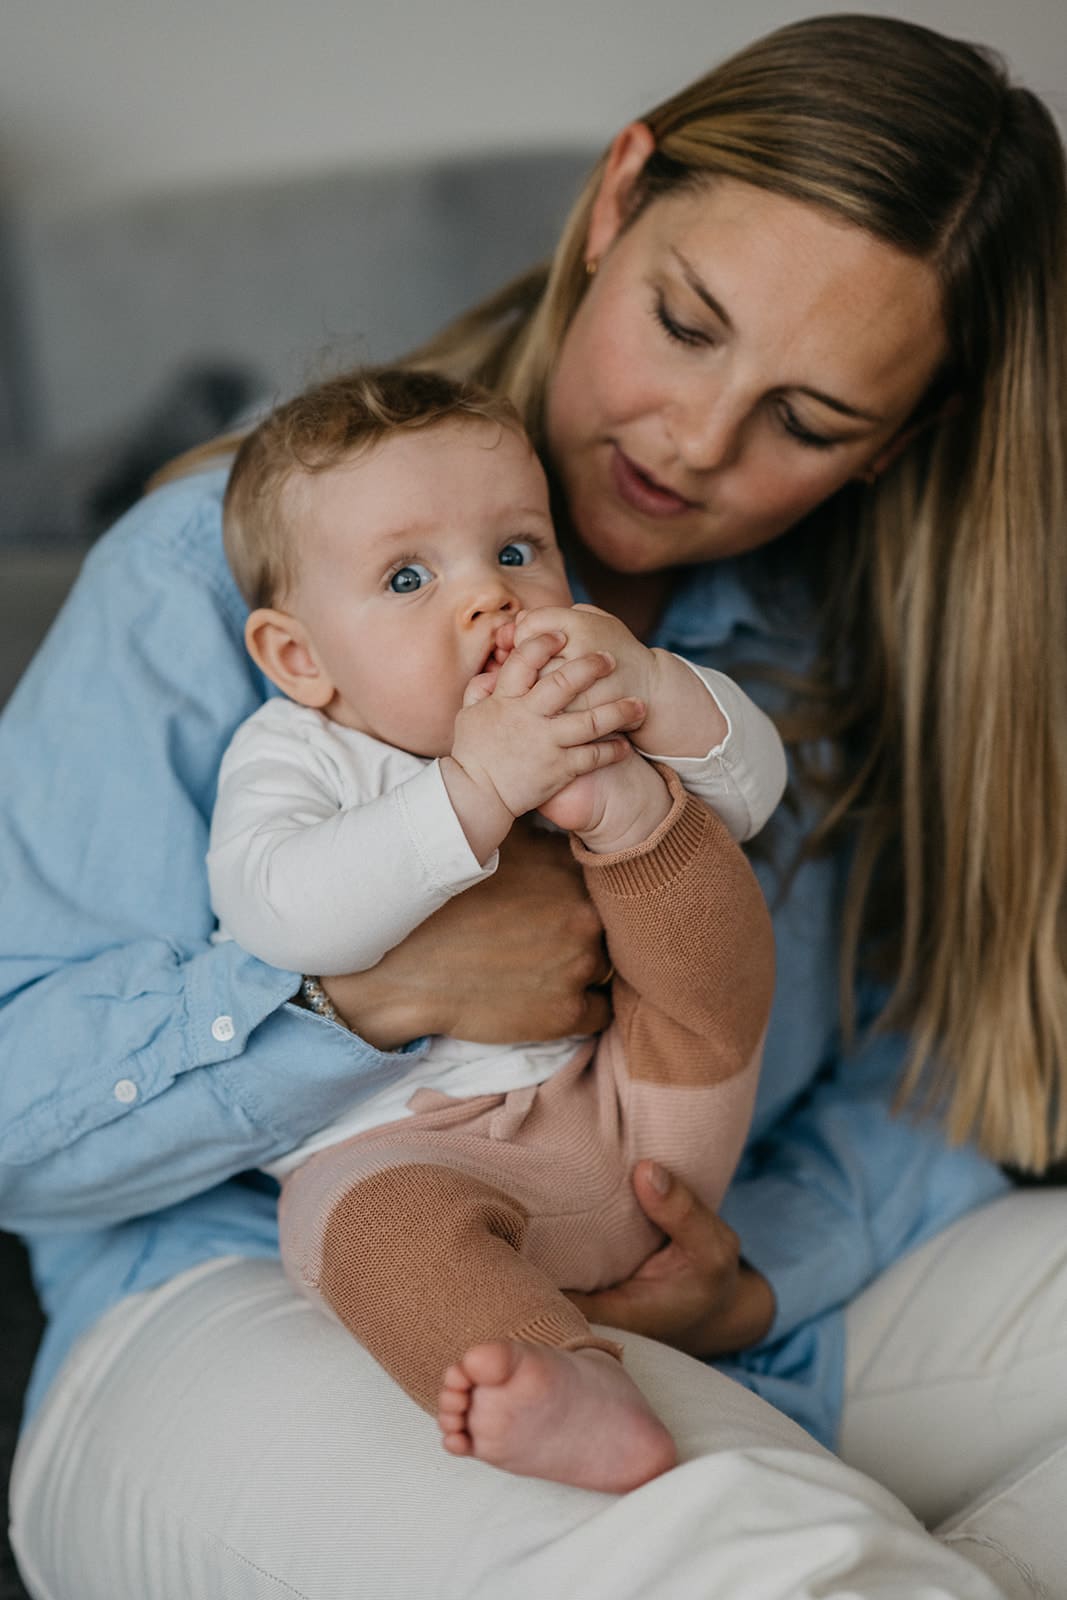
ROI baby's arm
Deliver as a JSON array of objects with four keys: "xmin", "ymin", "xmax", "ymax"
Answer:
[
  {"xmin": 208, "ymin": 703, "xmax": 495, "ymax": 976},
  {"xmin": 512, "ymin": 607, "xmax": 786, "ymax": 841},
  {"xmin": 210, "ymin": 638, "xmax": 643, "ymax": 975}
]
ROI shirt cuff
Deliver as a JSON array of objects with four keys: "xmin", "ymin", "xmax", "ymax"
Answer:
[
  {"xmin": 642, "ymin": 658, "xmax": 787, "ymax": 842},
  {"xmin": 182, "ymin": 938, "xmax": 302, "ymax": 1070},
  {"xmin": 188, "ymin": 940, "xmax": 430, "ymax": 1148},
  {"xmin": 718, "ymin": 1175, "xmax": 838, "ymax": 1343}
]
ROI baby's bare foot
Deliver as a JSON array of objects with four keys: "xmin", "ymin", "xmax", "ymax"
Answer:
[{"xmin": 436, "ymin": 1341, "xmax": 676, "ymax": 1492}]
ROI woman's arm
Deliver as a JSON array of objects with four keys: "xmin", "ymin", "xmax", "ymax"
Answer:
[
  {"xmin": 320, "ymin": 822, "xmax": 611, "ymax": 1046},
  {"xmin": 0, "ymin": 481, "xmax": 414, "ymax": 1230},
  {"xmin": 0, "ymin": 479, "xmax": 608, "ymax": 1232}
]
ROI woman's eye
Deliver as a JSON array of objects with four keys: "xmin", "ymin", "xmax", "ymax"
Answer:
[
  {"xmin": 777, "ymin": 404, "xmax": 836, "ymax": 451},
  {"xmin": 498, "ymin": 541, "xmax": 537, "ymax": 567},
  {"xmin": 388, "ymin": 562, "xmax": 434, "ymax": 593},
  {"xmin": 653, "ymin": 294, "xmax": 707, "ymax": 349}
]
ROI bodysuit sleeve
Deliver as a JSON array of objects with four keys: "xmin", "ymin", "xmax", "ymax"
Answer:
[
  {"xmin": 207, "ymin": 703, "xmax": 495, "ymax": 976},
  {"xmin": 643, "ymin": 659, "xmax": 787, "ymax": 843}
]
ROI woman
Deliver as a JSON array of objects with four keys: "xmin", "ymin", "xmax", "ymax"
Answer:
[{"xmin": 5, "ymin": 14, "xmax": 1067, "ymax": 1597}]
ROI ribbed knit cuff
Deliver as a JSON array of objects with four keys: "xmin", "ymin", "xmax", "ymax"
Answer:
[
  {"xmin": 571, "ymin": 766, "xmax": 711, "ymax": 897},
  {"xmin": 512, "ymin": 1310, "xmax": 625, "ymax": 1364}
]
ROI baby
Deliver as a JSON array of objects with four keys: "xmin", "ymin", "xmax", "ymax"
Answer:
[{"xmin": 209, "ymin": 367, "xmax": 783, "ymax": 1493}]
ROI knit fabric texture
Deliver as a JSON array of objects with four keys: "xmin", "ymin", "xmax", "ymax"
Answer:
[{"xmin": 279, "ymin": 772, "xmax": 775, "ymax": 1412}]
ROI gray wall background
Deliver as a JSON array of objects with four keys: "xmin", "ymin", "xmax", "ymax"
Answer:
[{"xmin": 2, "ymin": 0, "xmax": 1064, "ymax": 214}]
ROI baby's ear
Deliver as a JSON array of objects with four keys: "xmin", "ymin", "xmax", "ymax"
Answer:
[{"xmin": 244, "ymin": 608, "xmax": 334, "ymax": 709}]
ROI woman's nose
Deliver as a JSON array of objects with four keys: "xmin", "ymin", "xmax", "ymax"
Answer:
[{"xmin": 668, "ymin": 391, "xmax": 745, "ymax": 474}]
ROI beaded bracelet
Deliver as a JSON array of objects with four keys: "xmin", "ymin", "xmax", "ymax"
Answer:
[{"xmin": 299, "ymin": 974, "xmax": 342, "ymax": 1026}]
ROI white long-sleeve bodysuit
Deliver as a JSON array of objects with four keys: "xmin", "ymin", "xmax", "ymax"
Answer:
[{"xmin": 207, "ymin": 657, "xmax": 786, "ymax": 1178}]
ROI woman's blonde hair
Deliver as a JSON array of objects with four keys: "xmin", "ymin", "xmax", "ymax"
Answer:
[
  {"xmin": 165, "ymin": 15, "xmax": 1067, "ymax": 1168},
  {"xmin": 410, "ymin": 14, "xmax": 1067, "ymax": 1170},
  {"xmin": 222, "ymin": 366, "xmax": 522, "ymax": 608}
]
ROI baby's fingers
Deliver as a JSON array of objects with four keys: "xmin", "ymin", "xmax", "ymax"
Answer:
[
  {"xmin": 565, "ymin": 735, "xmax": 632, "ymax": 775},
  {"xmin": 529, "ymin": 650, "xmax": 616, "ymax": 716},
  {"xmin": 493, "ymin": 619, "xmax": 516, "ymax": 661},
  {"xmin": 514, "ymin": 605, "xmax": 575, "ymax": 647},
  {"xmin": 461, "ymin": 670, "xmax": 497, "ymax": 708},
  {"xmin": 557, "ymin": 697, "xmax": 646, "ymax": 748},
  {"xmin": 495, "ymin": 631, "xmax": 566, "ymax": 697}
]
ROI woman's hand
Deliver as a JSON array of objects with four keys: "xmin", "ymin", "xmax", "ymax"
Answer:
[
  {"xmin": 565, "ymin": 1161, "xmax": 776, "ymax": 1358},
  {"xmin": 318, "ymin": 819, "xmax": 610, "ymax": 1049}
]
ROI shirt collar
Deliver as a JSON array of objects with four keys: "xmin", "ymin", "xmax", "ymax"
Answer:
[
  {"xmin": 568, "ymin": 557, "xmax": 775, "ymax": 654},
  {"xmin": 653, "ymin": 559, "xmax": 775, "ymax": 653}
]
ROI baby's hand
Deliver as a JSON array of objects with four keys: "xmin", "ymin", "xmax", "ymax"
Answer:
[
  {"xmin": 540, "ymin": 745, "xmax": 672, "ymax": 854},
  {"xmin": 513, "ymin": 605, "xmax": 661, "ymax": 722},
  {"xmin": 441, "ymin": 631, "xmax": 645, "ymax": 864},
  {"xmin": 514, "ymin": 605, "xmax": 728, "ymax": 765}
]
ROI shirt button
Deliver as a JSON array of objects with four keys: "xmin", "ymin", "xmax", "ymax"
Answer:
[
  {"xmin": 113, "ymin": 1079, "xmax": 138, "ymax": 1104},
  {"xmin": 211, "ymin": 1014, "xmax": 236, "ymax": 1043}
]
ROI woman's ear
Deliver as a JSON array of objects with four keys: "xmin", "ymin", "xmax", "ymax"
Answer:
[
  {"xmin": 585, "ymin": 122, "xmax": 657, "ymax": 264},
  {"xmin": 244, "ymin": 608, "xmax": 334, "ymax": 709},
  {"xmin": 861, "ymin": 429, "xmax": 918, "ymax": 483},
  {"xmin": 862, "ymin": 393, "xmax": 964, "ymax": 483}
]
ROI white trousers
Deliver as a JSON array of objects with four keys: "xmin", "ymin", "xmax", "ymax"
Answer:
[{"xmin": 10, "ymin": 1190, "xmax": 1067, "ymax": 1600}]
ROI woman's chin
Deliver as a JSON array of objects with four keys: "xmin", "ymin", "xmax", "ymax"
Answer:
[{"xmin": 579, "ymin": 521, "xmax": 692, "ymax": 578}]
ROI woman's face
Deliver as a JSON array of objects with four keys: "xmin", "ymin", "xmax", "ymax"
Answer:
[{"xmin": 546, "ymin": 127, "xmax": 948, "ymax": 574}]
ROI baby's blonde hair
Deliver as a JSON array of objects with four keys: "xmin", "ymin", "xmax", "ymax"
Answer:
[{"xmin": 223, "ymin": 367, "xmax": 523, "ymax": 608}]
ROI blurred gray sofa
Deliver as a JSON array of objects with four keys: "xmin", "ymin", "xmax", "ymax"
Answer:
[
  {"xmin": 0, "ymin": 146, "xmax": 592, "ymax": 702},
  {"xmin": 0, "ymin": 146, "xmax": 591, "ymax": 1600}
]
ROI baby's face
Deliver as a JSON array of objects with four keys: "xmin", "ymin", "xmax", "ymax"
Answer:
[{"xmin": 282, "ymin": 418, "xmax": 573, "ymax": 755}]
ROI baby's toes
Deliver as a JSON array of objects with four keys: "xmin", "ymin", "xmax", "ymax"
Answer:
[
  {"xmin": 437, "ymin": 1386, "xmax": 470, "ymax": 1422},
  {"xmin": 440, "ymin": 1361, "xmax": 474, "ymax": 1395},
  {"xmin": 440, "ymin": 1428, "xmax": 474, "ymax": 1457}
]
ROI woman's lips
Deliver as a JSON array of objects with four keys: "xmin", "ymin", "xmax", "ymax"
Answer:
[{"xmin": 610, "ymin": 446, "xmax": 698, "ymax": 518}]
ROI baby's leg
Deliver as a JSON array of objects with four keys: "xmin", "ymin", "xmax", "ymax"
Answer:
[
  {"xmin": 578, "ymin": 774, "xmax": 776, "ymax": 1207},
  {"xmin": 279, "ymin": 1151, "xmax": 674, "ymax": 1491}
]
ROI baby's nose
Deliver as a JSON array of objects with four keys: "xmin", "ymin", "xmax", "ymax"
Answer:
[{"xmin": 462, "ymin": 585, "xmax": 519, "ymax": 625}]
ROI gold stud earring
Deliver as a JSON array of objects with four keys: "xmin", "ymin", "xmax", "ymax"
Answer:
[{"xmin": 584, "ymin": 257, "xmax": 598, "ymax": 278}]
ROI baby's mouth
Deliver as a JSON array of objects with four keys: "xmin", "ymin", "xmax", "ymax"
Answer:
[{"xmin": 480, "ymin": 630, "xmax": 513, "ymax": 676}]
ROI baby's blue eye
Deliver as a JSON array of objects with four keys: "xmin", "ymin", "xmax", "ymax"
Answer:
[
  {"xmin": 389, "ymin": 562, "xmax": 434, "ymax": 594},
  {"xmin": 498, "ymin": 541, "xmax": 536, "ymax": 567}
]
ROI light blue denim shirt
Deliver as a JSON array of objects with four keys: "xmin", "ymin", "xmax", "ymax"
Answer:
[{"xmin": 0, "ymin": 468, "xmax": 1008, "ymax": 1442}]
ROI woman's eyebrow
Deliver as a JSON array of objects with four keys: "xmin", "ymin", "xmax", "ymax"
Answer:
[
  {"xmin": 670, "ymin": 247, "xmax": 885, "ymax": 425},
  {"xmin": 671, "ymin": 248, "xmax": 734, "ymax": 329},
  {"xmin": 791, "ymin": 385, "xmax": 882, "ymax": 423}
]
